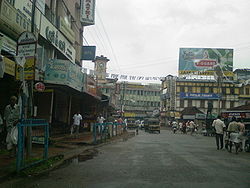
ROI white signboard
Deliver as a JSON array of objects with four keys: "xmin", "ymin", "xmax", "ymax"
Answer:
[
  {"xmin": 15, "ymin": 0, "xmax": 45, "ymax": 19},
  {"xmin": 17, "ymin": 32, "xmax": 36, "ymax": 58},
  {"xmin": 40, "ymin": 15, "xmax": 76, "ymax": 63},
  {"xmin": 80, "ymin": 0, "xmax": 95, "ymax": 26}
]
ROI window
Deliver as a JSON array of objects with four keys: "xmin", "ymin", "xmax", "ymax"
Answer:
[
  {"xmin": 246, "ymin": 88, "xmax": 250, "ymax": 95},
  {"xmin": 180, "ymin": 87, "xmax": 185, "ymax": 93},
  {"xmin": 222, "ymin": 88, "xmax": 226, "ymax": 94},
  {"xmin": 230, "ymin": 101, "xmax": 234, "ymax": 108},
  {"xmin": 188, "ymin": 100, "xmax": 192, "ymax": 107},
  {"xmin": 222, "ymin": 100, "xmax": 226, "ymax": 109},
  {"xmin": 240, "ymin": 88, "xmax": 244, "ymax": 95},
  {"xmin": 230, "ymin": 88, "xmax": 235, "ymax": 95},
  {"xmin": 209, "ymin": 87, "xmax": 213, "ymax": 93},
  {"xmin": 201, "ymin": 87, "xmax": 205, "ymax": 93},
  {"xmin": 200, "ymin": 100, "xmax": 205, "ymax": 108},
  {"xmin": 188, "ymin": 87, "xmax": 192, "ymax": 92},
  {"xmin": 180, "ymin": 100, "xmax": 184, "ymax": 108}
]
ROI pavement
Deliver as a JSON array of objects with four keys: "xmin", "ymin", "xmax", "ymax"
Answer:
[{"xmin": 0, "ymin": 130, "xmax": 134, "ymax": 182}]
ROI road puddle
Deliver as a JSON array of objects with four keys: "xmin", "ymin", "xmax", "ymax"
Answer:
[{"xmin": 71, "ymin": 149, "xmax": 99, "ymax": 164}]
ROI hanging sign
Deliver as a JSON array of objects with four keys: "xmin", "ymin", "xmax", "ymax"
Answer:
[
  {"xmin": 35, "ymin": 82, "xmax": 45, "ymax": 92},
  {"xmin": 16, "ymin": 31, "xmax": 37, "ymax": 80}
]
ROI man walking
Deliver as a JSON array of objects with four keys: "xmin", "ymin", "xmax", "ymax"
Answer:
[
  {"xmin": 212, "ymin": 115, "xmax": 226, "ymax": 150},
  {"xmin": 4, "ymin": 96, "xmax": 20, "ymax": 157},
  {"xmin": 70, "ymin": 111, "xmax": 82, "ymax": 137}
]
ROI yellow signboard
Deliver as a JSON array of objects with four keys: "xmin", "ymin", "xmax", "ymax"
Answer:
[
  {"xmin": 3, "ymin": 57, "xmax": 15, "ymax": 76},
  {"xmin": 179, "ymin": 70, "xmax": 234, "ymax": 77},
  {"xmin": 16, "ymin": 58, "xmax": 35, "ymax": 80},
  {"xmin": 124, "ymin": 112, "xmax": 136, "ymax": 117}
]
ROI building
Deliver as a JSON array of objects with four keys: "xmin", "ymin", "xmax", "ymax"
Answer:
[
  {"xmin": 161, "ymin": 75, "xmax": 243, "ymax": 126},
  {"xmin": 0, "ymin": 0, "xmax": 100, "ymax": 134},
  {"xmin": 117, "ymin": 82, "xmax": 161, "ymax": 120}
]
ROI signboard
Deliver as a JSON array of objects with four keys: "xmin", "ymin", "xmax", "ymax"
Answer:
[
  {"xmin": 180, "ymin": 92, "xmax": 220, "ymax": 99},
  {"xmin": 0, "ymin": 0, "xmax": 31, "ymax": 39},
  {"xmin": 40, "ymin": 15, "xmax": 76, "ymax": 63},
  {"xmin": 35, "ymin": 82, "xmax": 45, "ymax": 92},
  {"xmin": 0, "ymin": 32, "xmax": 17, "ymax": 55},
  {"xmin": 81, "ymin": 46, "xmax": 96, "ymax": 60},
  {"xmin": 44, "ymin": 59, "xmax": 83, "ymax": 92},
  {"xmin": 15, "ymin": 0, "xmax": 45, "ymax": 17},
  {"xmin": 16, "ymin": 31, "xmax": 37, "ymax": 80},
  {"xmin": 179, "ymin": 48, "xmax": 233, "ymax": 76},
  {"xmin": 59, "ymin": 16, "xmax": 75, "ymax": 43},
  {"xmin": 80, "ymin": 0, "xmax": 95, "ymax": 26}
]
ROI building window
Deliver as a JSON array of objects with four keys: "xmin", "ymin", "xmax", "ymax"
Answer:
[
  {"xmin": 240, "ymin": 88, "xmax": 244, "ymax": 95},
  {"xmin": 222, "ymin": 88, "xmax": 226, "ymax": 94},
  {"xmin": 230, "ymin": 88, "xmax": 235, "ymax": 95},
  {"xmin": 209, "ymin": 87, "xmax": 213, "ymax": 93},
  {"xmin": 200, "ymin": 100, "xmax": 205, "ymax": 108},
  {"xmin": 246, "ymin": 88, "xmax": 250, "ymax": 95},
  {"xmin": 188, "ymin": 87, "xmax": 192, "ymax": 92},
  {"xmin": 201, "ymin": 87, "xmax": 205, "ymax": 93},
  {"xmin": 222, "ymin": 100, "xmax": 226, "ymax": 109},
  {"xmin": 180, "ymin": 87, "xmax": 185, "ymax": 93},
  {"xmin": 230, "ymin": 101, "xmax": 234, "ymax": 108},
  {"xmin": 180, "ymin": 100, "xmax": 184, "ymax": 108},
  {"xmin": 188, "ymin": 100, "xmax": 192, "ymax": 107}
]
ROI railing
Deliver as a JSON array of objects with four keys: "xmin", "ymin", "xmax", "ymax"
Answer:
[
  {"xmin": 16, "ymin": 119, "xmax": 49, "ymax": 172},
  {"xmin": 93, "ymin": 122, "xmax": 125, "ymax": 144}
]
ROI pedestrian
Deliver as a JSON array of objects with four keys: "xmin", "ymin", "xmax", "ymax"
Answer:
[
  {"xmin": 4, "ymin": 96, "xmax": 20, "ymax": 157},
  {"xmin": 237, "ymin": 118, "xmax": 246, "ymax": 152},
  {"xmin": 227, "ymin": 116, "xmax": 240, "ymax": 153},
  {"xmin": 0, "ymin": 113, "xmax": 5, "ymax": 148},
  {"xmin": 70, "ymin": 111, "xmax": 82, "ymax": 137},
  {"xmin": 97, "ymin": 115, "xmax": 105, "ymax": 133},
  {"xmin": 212, "ymin": 115, "xmax": 226, "ymax": 150},
  {"xmin": 189, "ymin": 120, "xmax": 195, "ymax": 135}
]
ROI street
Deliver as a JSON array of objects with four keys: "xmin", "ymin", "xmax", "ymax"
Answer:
[{"xmin": 2, "ymin": 129, "xmax": 250, "ymax": 188}]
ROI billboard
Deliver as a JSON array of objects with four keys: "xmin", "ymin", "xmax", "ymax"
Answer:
[{"xmin": 179, "ymin": 48, "xmax": 233, "ymax": 76}]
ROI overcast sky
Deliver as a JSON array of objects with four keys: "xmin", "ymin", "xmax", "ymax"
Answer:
[{"xmin": 83, "ymin": 0, "xmax": 250, "ymax": 82}]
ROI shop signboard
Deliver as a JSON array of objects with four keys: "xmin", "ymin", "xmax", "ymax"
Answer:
[
  {"xmin": 59, "ymin": 16, "xmax": 75, "ymax": 43},
  {"xmin": 0, "ymin": 32, "xmax": 16, "ymax": 55},
  {"xmin": 44, "ymin": 59, "xmax": 83, "ymax": 92},
  {"xmin": 16, "ymin": 31, "xmax": 37, "ymax": 80},
  {"xmin": 40, "ymin": 15, "xmax": 76, "ymax": 63},
  {"xmin": 81, "ymin": 46, "xmax": 96, "ymax": 60},
  {"xmin": 80, "ymin": 0, "xmax": 95, "ymax": 26},
  {"xmin": 179, "ymin": 48, "xmax": 234, "ymax": 76},
  {"xmin": 180, "ymin": 92, "xmax": 220, "ymax": 99},
  {"xmin": 0, "ymin": 0, "xmax": 31, "ymax": 39}
]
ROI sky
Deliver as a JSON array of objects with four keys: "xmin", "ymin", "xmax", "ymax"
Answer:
[{"xmin": 82, "ymin": 0, "xmax": 250, "ymax": 83}]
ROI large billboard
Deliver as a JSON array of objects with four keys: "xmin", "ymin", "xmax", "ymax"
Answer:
[{"xmin": 179, "ymin": 48, "xmax": 233, "ymax": 76}]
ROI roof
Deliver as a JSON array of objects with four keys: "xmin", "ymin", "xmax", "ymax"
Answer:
[
  {"xmin": 227, "ymin": 103, "xmax": 250, "ymax": 111},
  {"xmin": 181, "ymin": 107, "xmax": 204, "ymax": 115}
]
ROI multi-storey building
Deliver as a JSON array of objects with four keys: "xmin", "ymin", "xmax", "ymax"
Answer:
[
  {"xmin": 0, "ymin": 0, "xmax": 100, "ymax": 133},
  {"xmin": 117, "ymin": 82, "xmax": 161, "ymax": 119},
  {"xmin": 161, "ymin": 75, "xmax": 243, "ymax": 125}
]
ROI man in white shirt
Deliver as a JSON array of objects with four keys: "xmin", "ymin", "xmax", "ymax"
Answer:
[
  {"xmin": 212, "ymin": 115, "xmax": 226, "ymax": 150},
  {"xmin": 70, "ymin": 111, "xmax": 82, "ymax": 137}
]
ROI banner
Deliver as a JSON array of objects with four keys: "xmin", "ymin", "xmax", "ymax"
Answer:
[
  {"xmin": 180, "ymin": 92, "xmax": 220, "ymax": 99},
  {"xmin": 81, "ymin": 68, "xmax": 164, "ymax": 81},
  {"xmin": 179, "ymin": 48, "xmax": 233, "ymax": 76}
]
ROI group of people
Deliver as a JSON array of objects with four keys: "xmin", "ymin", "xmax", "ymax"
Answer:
[
  {"xmin": 0, "ymin": 96, "xmax": 20, "ymax": 157},
  {"xmin": 212, "ymin": 115, "xmax": 247, "ymax": 153},
  {"xmin": 172, "ymin": 120, "xmax": 199, "ymax": 135}
]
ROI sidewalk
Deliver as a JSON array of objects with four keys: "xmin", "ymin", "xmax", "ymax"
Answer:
[{"xmin": 0, "ymin": 130, "xmax": 134, "ymax": 180}]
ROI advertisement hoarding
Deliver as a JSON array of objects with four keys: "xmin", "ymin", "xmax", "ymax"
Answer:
[{"xmin": 179, "ymin": 48, "xmax": 233, "ymax": 76}]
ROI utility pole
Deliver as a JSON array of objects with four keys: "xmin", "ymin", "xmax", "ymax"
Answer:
[
  {"xmin": 26, "ymin": 0, "xmax": 37, "ymax": 157},
  {"xmin": 120, "ymin": 82, "xmax": 126, "ymax": 118}
]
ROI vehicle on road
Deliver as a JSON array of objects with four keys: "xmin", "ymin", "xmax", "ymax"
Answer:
[{"xmin": 144, "ymin": 118, "xmax": 160, "ymax": 133}]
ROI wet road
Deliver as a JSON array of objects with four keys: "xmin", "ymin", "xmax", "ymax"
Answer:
[{"xmin": 2, "ymin": 130, "xmax": 250, "ymax": 188}]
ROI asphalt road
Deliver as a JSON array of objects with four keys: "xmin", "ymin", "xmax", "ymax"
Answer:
[{"xmin": 2, "ymin": 129, "xmax": 250, "ymax": 188}]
